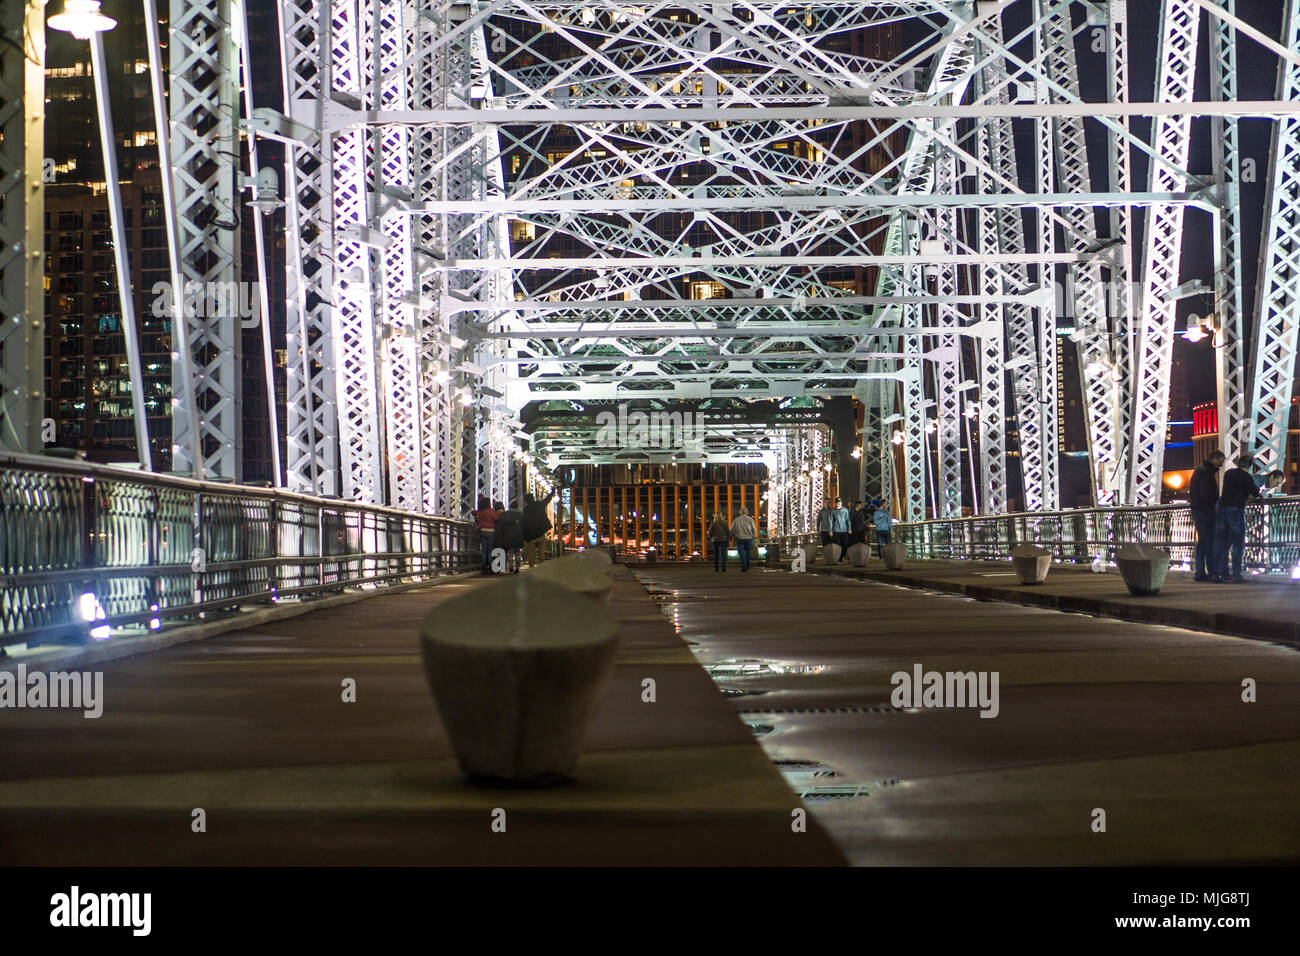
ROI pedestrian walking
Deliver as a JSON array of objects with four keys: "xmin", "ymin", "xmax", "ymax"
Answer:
[
  {"xmin": 1188, "ymin": 450, "xmax": 1225, "ymax": 581},
  {"xmin": 872, "ymin": 502, "xmax": 893, "ymax": 557},
  {"xmin": 816, "ymin": 499, "xmax": 836, "ymax": 547},
  {"xmin": 850, "ymin": 501, "xmax": 867, "ymax": 546},
  {"xmin": 708, "ymin": 512, "xmax": 731, "ymax": 572},
  {"xmin": 1211, "ymin": 455, "xmax": 1261, "ymax": 583},
  {"xmin": 832, "ymin": 498, "xmax": 852, "ymax": 560},
  {"xmin": 471, "ymin": 496, "xmax": 500, "ymax": 574},
  {"xmin": 730, "ymin": 506, "xmax": 757, "ymax": 572}
]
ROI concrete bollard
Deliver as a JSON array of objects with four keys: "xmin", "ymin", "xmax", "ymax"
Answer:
[
  {"xmin": 420, "ymin": 577, "xmax": 619, "ymax": 784},
  {"xmin": 822, "ymin": 543, "xmax": 842, "ymax": 565},
  {"xmin": 575, "ymin": 547, "xmax": 613, "ymax": 571},
  {"xmin": 1009, "ymin": 544, "xmax": 1053, "ymax": 585},
  {"xmin": 1115, "ymin": 544, "xmax": 1171, "ymax": 596},
  {"xmin": 765, "ymin": 542, "xmax": 781, "ymax": 565},
  {"xmin": 531, "ymin": 554, "xmax": 614, "ymax": 603},
  {"xmin": 881, "ymin": 542, "xmax": 907, "ymax": 570},
  {"xmin": 847, "ymin": 542, "xmax": 871, "ymax": 567},
  {"xmin": 645, "ymin": 548, "xmax": 658, "ymax": 563}
]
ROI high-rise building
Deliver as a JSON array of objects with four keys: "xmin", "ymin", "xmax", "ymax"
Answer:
[{"xmin": 41, "ymin": 2, "xmax": 286, "ymax": 479}]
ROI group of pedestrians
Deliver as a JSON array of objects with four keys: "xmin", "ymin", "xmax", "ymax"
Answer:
[
  {"xmin": 707, "ymin": 507, "xmax": 758, "ymax": 571},
  {"xmin": 816, "ymin": 498, "xmax": 894, "ymax": 559},
  {"xmin": 470, "ymin": 488, "xmax": 556, "ymax": 575},
  {"xmin": 1188, "ymin": 451, "xmax": 1284, "ymax": 583}
]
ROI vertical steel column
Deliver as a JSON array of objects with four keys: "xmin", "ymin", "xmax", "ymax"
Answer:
[
  {"xmin": 330, "ymin": 0, "xmax": 384, "ymax": 503},
  {"xmin": 1209, "ymin": 0, "xmax": 1248, "ymax": 460},
  {"xmin": 278, "ymin": 0, "xmax": 340, "ymax": 497},
  {"xmin": 143, "ymin": 0, "xmax": 201, "ymax": 477},
  {"xmin": 0, "ymin": 0, "xmax": 44, "ymax": 453},
  {"xmin": 1129, "ymin": 0, "xmax": 1201, "ymax": 504},
  {"xmin": 1247, "ymin": 0, "xmax": 1300, "ymax": 476},
  {"xmin": 1100, "ymin": 0, "xmax": 1135, "ymax": 503},
  {"xmin": 974, "ymin": 116, "xmax": 1008, "ymax": 514},
  {"xmin": 377, "ymin": 0, "xmax": 421, "ymax": 512},
  {"xmin": 171, "ymin": 0, "xmax": 242, "ymax": 479}
]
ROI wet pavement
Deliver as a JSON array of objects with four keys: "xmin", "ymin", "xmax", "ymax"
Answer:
[
  {"xmin": 0, "ymin": 568, "xmax": 843, "ymax": 866},
  {"xmin": 635, "ymin": 565, "xmax": 1300, "ymax": 865},
  {"xmin": 804, "ymin": 558, "xmax": 1300, "ymax": 646}
]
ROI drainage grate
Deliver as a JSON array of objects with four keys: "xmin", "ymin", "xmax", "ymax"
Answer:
[
  {"xmin": 739, "ymin": 705, "xmax": 907, "ymax": 715},
  {"xmin": 773, "ymin": 760, "xmax": 839, "ymax": 776}
]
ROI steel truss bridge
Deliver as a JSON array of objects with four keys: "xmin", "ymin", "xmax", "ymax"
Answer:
[{"xmin": 3, "ymin": 0, "xmax": 1300, "ymax": 546}]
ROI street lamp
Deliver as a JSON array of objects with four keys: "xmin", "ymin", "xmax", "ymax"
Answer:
[
  {"xmin": 50, "ymin": 0, "xmax": 152, "ymax": 471},
  {"xmin": 47, "ymin": 0, "xmax": 115, "ymax": 38}
]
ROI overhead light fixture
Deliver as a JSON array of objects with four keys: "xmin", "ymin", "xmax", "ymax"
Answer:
[{"xmin": 48, "ymin": 0, "xmax": 116, "ymax": 39}]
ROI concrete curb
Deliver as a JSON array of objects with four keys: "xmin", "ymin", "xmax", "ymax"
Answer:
[
  {"xmin": 800, "ymin": 564, "xmax": 1300, "ymax": 649},
  {"xmin": 0, "ymin": 571, "xmax": 481, "ymax": 674}
]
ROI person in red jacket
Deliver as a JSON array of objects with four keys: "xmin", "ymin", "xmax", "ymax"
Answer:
[{"xmin": 471, "ymin": 497, "xmax": 500, "ymax": 573}]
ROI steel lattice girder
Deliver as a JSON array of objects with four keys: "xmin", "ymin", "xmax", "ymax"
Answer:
[
  {"xmin": 280, "ymin": 0, "xmax": 343, "ymax": 498},
  {"xmin": 261, "ymin": 0, "xmax": 1298, "ymax": 519},
  {"xmin": 0, "ymin": 2, "xmax": 43, "ymax": 454},
  {"xmin": 1049, "ymin": 0, "xmax": 1132, "ymax": 506},
  {"xmin": 1210, "ymin": 0, "xmax": 1249, "ymax": 461},
  {"xmin": 1129, "ymin": 0, "xmax": 1201, "ymax": 505},
  {"xmin": 170, "ymin": 0, "xmax": 242, "ymax": 479},
  {"xmin": 1247, "ymin": 0, "xmax": 1300, "ymax": 477}
]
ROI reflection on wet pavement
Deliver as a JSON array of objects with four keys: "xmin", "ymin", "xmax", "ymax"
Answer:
[{"xmin": 634, "ymin": 565, "xmax": 1300, "ymax": 865}]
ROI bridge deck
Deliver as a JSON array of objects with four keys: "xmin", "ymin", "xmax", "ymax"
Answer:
[
  {"xmin": 2, "ymin": 563, "xmax": 1298, "ymax": 865},
  {"xmin": 800, "ymin": 557, "xmax": 1300, "ymax": 646},
  {"xmin": 638, "ymin": 564, "xmax": 1300, "ymax": 865},
  {"xmin": 0, "ymin": 568, "xmax": 842, "ymax": 866}
]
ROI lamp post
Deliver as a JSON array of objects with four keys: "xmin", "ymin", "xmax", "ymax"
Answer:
[{"xmin": 49, "ymin": 1, "xmax": 152, "ymax": 471}]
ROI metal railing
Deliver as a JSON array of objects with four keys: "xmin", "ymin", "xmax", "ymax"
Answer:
[
  {"xmin": 774, "ymin": 497, "xmax": 1300, "ymax": 576},
  {"xmin": 0, "ymin": 453, "xmax": 478, "ymax": 649}
]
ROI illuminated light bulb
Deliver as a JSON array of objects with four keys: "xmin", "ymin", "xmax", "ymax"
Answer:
[{"xmin": 48, "ymin": 0, "xmax": 116, "ymax": 39}]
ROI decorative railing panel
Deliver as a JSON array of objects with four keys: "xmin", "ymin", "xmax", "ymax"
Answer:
[
  {"xmin": 774, "ymin": 498, "xmax": 1300, "ymax": 577},
  {"xmin": 0, "ymin": 454, "xmax": 477, "ymax": 649}
]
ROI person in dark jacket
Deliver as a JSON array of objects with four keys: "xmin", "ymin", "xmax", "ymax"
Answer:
[
  {"xmin": 708, "ymin": 512, "xmax": 731, "ymax": 571},
  {"xmin": 849, "ymin": 501, "xmax": 867, "ymax": 546},
  {"xmin": 1212, "ymin": 455, "xmax": 1261, "ymax": 583},
  {"xmin": 494, "ymin": 504, "xmax": 526, "ymax": 574},
  {"xmin": 1187, "ymin": 450, "xmax": 1225, "ymax": 581},
  {"xmin": 522, "ymin": 489, "xmax": 555, "ymax": 567}
]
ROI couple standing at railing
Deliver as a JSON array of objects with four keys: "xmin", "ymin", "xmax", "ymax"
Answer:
[{"xmin": 1189, "ymin": 452, "xmax": 1285, "ymax": 584}]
